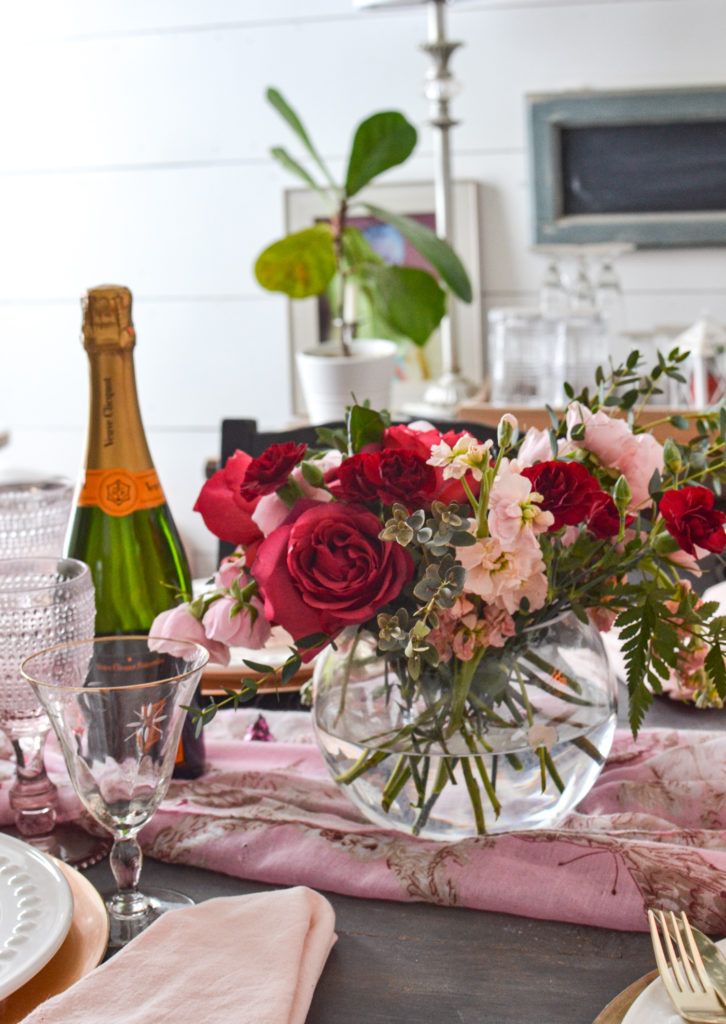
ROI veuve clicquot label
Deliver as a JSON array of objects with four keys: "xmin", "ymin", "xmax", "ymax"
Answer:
[{"xmin": 78, "ymin": 468, "xmax": 165, "ymax": 516}]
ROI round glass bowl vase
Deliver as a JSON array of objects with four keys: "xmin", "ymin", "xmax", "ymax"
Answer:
[{"xmin": 311, "ymin": 614, "xmax": 617, "ymax": 841}]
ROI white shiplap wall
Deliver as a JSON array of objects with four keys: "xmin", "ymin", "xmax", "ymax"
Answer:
[{"xmin": 2, "ymin": 0, "xmax": 725, "ymax": 575}]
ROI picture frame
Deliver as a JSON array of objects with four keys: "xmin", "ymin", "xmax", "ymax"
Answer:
[
  {"xmin": 527, "ymin": 86, "xmax": 726, "ymax": 248},
  {"xmin": 284, "ymin": 179, "xmax": 484, "ymax": 415}
]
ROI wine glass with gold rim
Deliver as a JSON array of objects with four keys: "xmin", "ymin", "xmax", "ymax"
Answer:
[{"xmin": 21, "ymin": 634, "xmax": 209, "ymax": 949}]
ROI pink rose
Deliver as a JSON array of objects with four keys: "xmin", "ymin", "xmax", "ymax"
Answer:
[
  {"xmin": 252, "ymin": 499, "xmax": 414, "ymax": 654},
  {"xmin": 566, "ymin": 404, "xmax": 664, "ymax": 511},
  {"xmin": 567, "ymin": 404, "xmax": 630, "ymax": 465},
  {"xmin": 214, "ymin": 554, "xmax": 246, "ymax": 590},
  {"xmin": 149, "ymin": 605, "xmax": 229, "ymax": 666},
  {"xmin": 612, "ymin": 432, "xmax": 664, "ymax": 511},
  {"xmin": 202, "ymin": 595, "xmax": 272, "ymax": 649},
  {"xmin": 517, "ymin": 427, "xmax": 553, "ymax": 467}
]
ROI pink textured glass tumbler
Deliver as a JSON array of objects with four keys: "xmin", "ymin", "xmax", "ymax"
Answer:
[
  {"xmin": 0, "ymin": 556, "xmax": 105, "ymax": 866},
  {"xmin": 0, "ymin": 478, "xmax": 74, "ymax": 558}
]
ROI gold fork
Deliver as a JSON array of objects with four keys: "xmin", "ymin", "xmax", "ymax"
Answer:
[{"xmin": 648, "ymin": 909, "xmax": 726, "ymax": 1023}]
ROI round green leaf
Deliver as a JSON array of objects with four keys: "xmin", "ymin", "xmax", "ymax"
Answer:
[
  {"xmin": 365, "ymin": 265, "xmax": 446, "ymax": 347},
  {"xmin": 254, "ymin": 225, "xmax": 336, "ymax": 298}
]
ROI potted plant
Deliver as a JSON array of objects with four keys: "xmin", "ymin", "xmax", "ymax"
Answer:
[{"xmin": 254, "ymin": 87, "xmax": 473, "ymax": 421}]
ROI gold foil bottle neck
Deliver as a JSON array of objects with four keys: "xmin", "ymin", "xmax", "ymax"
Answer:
[{"xmin": 82, "ymin": 285, "xmax": 136, "ymax": 351}]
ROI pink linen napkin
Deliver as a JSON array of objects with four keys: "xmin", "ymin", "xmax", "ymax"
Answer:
[{"xmin": 21, "ymin": 886, "xmax": 336, "ymax": 1024}]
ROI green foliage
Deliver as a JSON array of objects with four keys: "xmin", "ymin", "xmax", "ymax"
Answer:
[
  {"xmin": 254, "ymin": 87, "xmax": 472, "ymax": 351},
  {"xmin": 345, "ymin": 112, "xmax": 417, "ymax": 197},
  {"xmin": 254, "ymin": 225, "xmax": 335, "ymax": 299}
]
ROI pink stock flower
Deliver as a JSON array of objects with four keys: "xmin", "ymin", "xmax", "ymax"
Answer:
[
  {"xmin": 456, "ymin": 529, "xmax": 548, "ymax": 616},
  {"xmin": 150, "ymin": 605, "xmax": 230, "ymax": 666},
  {"xmin": 202, "ymin": 594, "xmax": 272, "ymax": 649},
  {"xmin": 586, "ymin": 605, "xmax": 618, "ymax": 632},
  {"xmin": 488, "ymin": 462, "xmax": 554, "ymax": 546}
]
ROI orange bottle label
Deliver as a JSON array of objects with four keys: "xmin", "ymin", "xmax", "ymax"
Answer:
[{"xmin": 78, "ymin": 468, "xmax": 165, "ymax": 517}]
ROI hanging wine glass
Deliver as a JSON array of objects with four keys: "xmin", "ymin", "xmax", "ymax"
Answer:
[
  {"xmin": 0, "ymin": 556, "xmax": 110, "ymax": 867},
  {"xmin": 22, "ymin": 634, "xmax": 209, "ymax": 949},
  {"xmin": 569, "ymin": 249, "xmax": 596, "ymax": 314}
]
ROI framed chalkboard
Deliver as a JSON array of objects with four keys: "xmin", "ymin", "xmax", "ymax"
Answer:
[{"xmin": 528, "ymin": 86, "xmax": 726, "ymax": 248}]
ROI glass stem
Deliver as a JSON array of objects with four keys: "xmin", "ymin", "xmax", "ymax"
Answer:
[
  {"xmin": 9, "ymin": 730, "xmax": 58, "ymax": 837},
  {"xmin": 108, "ymin": 836, "xmax": 149, "ymax": 919}
]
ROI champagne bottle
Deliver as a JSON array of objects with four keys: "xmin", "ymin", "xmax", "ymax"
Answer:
[{"xmin": 65, "ymin": 284, "xmax": 205, "ymax": 779}]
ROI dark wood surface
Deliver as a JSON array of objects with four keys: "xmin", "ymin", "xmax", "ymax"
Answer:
[
  {"xmin": 83, "ymin": 856, "xmax": 657, "ymax": 1024},
  {"xmin": 80, "ymin": 687, "xmax": 725, "ymax": 1024}
]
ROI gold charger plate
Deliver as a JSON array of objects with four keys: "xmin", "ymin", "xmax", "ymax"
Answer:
[
  {"xmin": 592, "ymin": 970, "xmax": 658, "ymax": 1023},
  {"xmin": 0, "ymin": 857, "xmax": 109, "ymax": 1023}
]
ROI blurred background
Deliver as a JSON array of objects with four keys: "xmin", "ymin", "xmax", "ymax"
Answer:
[{"xmin": 2, "ymin": 0, "xmax": 726, "ymax": 576}]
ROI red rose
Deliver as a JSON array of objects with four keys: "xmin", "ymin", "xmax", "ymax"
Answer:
[
  {"xmin": 194, "ymin": 450, "xmax": 263, "ymax": 546},
  {"xmin": 239, "ymin": 442, "xmax": 307, "ymax": 501},
  {"xmin": 383, "ymin": 424, "xmax": 483, "ymax": 504},
  {"xmin": 252, "ymin": 500, "xmax": 414, "ymax": 653},
  {"xmin": 520, "ymin": 461, "xmax": 604, "ymax": 531},
  {"xmin": 659, "ymin": 485, "xmax": 726, "ymax": 556}
]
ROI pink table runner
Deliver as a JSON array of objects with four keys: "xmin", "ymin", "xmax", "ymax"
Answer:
[{"xmin": 2, "ymin": 713, "xmax": 726, "ymax": 935}]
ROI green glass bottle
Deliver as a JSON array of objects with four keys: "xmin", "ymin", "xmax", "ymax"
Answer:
[{"xmin": 65, "ymin": 284, "xmax": 205, "ymax": 778}]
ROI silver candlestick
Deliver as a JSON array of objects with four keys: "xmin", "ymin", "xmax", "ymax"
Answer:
[
  {"xmin": 420, "ymin": 0, "xmax": 478, "ymax": 410},
  {"xmin": 354, "ymin": 0, "xmax": 479, "ymax": 414}
]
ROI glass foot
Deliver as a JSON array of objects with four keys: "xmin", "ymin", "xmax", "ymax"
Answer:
[
  {"xmin": 7, "ymin": 822, "xmax": 112, "ymax": 869},
  {"xmin": 105, "ymin": 886, "xmax": 195, "ymax": 950}
]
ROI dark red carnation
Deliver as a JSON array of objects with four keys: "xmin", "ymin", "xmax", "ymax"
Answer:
[
  {"xmin": 194, "ymin": 450, "xmax": 263, "ymax": 546},
  {"xmin": 252, "ymin": 500, "xmax": 414, "ymax": 656},
  {"xmin": 330, "ymin": 452, "xmax": 382, "ymax": 504},
  {"xmin": 383, "ymin": 424, "xmax": 485, "ymax": 505},
  {"xmin": 521, "ymin": 460, "xmax": 604, "ymax": 531},
  {"xmin": 239, "ymin": 442, "xmax": 307, "ymax": 500},
  {"xmin": 659, "ymin": 485, "xmax": 726, "ymax": 556},
  {"xmin": 587, "ymin": 491, "xmax": 621, "ymax": 539},
  {"xmin": 377, "ymin": 449, "xmax": 437, "ymax": 506}
]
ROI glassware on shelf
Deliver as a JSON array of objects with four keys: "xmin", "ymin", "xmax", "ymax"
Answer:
[
  {"xmin": 539, "ymin": 255, "xmax": 569, "ymax": 316},
  {"xmin": 0, "ymin": 556, "xmax": 109, "ymax": 868},
  {"xmin": 556, "ymin": 313, "xmax": 609, "ymax": 400},
  {"xmin": 22, "ymin": 635, "xmax": 209, "ymax": 949},
  {"xmin": 487, "ymin": 308, "xmax": 563, "ymax": 407},
  {"xmin": 569, "ymin": 252, "xmax": 596, "ymax": 314}
]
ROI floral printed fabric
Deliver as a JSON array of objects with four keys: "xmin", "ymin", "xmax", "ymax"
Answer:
[{"xmin": 4, "ymin": 713, "xmax": 726, "ymax": 934}]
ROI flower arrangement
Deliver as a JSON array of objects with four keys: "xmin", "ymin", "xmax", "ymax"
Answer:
[{"xmin": 154, "ymin": 349, "xmax": 726, "ymax": 834}]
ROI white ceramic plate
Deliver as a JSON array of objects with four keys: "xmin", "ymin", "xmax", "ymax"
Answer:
[
  {"xmin": 622, "ymin": 937, "xmax": 726, "ymax": 1022},
  {"xmin": 0, "ymin": 832, "xmax": 73, "ymax": 999},
  {"xmin": 1, "ymin": 857, "xmax": 109, "ymax": 1023}
]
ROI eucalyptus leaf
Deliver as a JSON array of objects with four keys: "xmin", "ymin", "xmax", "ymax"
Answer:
[{"xmin": 345, "ymin": 112, "xmax": 417, "ymax": 197}]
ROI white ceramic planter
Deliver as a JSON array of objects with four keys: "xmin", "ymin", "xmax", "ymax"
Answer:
[{"xmin": 296, "ymin": 339, "xmax": 398, "ymax": 423}]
